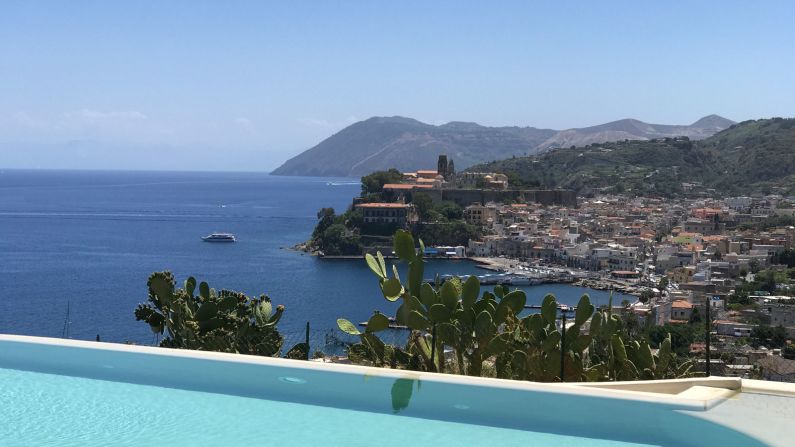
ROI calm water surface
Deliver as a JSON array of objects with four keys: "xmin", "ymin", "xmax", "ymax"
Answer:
[{"xmin": 0, "ymin": 170, "xmax": 628, "ymax": 347}]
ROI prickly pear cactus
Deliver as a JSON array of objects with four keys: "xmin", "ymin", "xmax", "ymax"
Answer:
[
  {"xmin": 135, "ymin": 271, "xmax": 288, "ymax": 356},
  {"xmin": 339, "ymin": 230, "xmax": 695, "ymax": 383}
]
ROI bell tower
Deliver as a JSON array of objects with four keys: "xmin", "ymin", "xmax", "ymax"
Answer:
[{"xmin": 437, "ymin": 154, "xmax": 448, "ymax": 177}]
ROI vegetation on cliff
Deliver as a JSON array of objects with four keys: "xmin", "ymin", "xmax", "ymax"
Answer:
[
  {"xmin": 360, "ymin": 168, "xmax": 403, "ymax": 195},
  {"xmin": 308, "ymin": 177, "xmax": 480, "ymax": 255},
  {"xmin": 469, "ymin": 118, "xmax": 795, "ymax": 197},
  {"xmin": 309, "ymin": 207, "xmax": 363, "ymax": 255}
]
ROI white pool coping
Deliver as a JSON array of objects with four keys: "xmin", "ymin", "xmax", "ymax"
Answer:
[
  {"xmin": 4, "ymin": 334, "xmax": 795, "ymax": 446},
  {"xmin": 2, "ymin": 333, "xmax": 788, "ymax": 411}
]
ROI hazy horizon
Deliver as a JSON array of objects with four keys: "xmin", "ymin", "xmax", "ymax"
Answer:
[{"xmin": 2, "ymin": 1, "xmax": 793, "ymax": 171}]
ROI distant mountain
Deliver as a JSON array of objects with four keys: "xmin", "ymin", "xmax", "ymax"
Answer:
[
  {"xmin": 538, "ymin": 114, "xmax": 736, "ymax": 150},
  {"xmin": 271, "ymin": 117, "xmax": 556, "ymax": 177},
  {"xmin": 271, "ymin": 115, "xmax": 734, "ymax": 177},
  {"xmin": 468, "ymin": 118, "xmax": 795, "ymax": 197}
]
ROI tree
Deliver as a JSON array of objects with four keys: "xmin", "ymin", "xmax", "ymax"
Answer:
[
  {"xmin": 750, "ymin": 325, "xmax": 788, "ymax": 349},
  {"xmin": 416, "ymin": 221, "xmax": 480, "ymax": 246},
  {"xmin": 784, "ymin": 344, "xmax": 795, "ymax": 360},
  {"xmin": 688, "ymin": 306, "xmax": 702, "ymax": 325},
  {"xmin": 621, "ymin": 309, "xmax": 643, "ymax": 339},
  {"xmin": 435, "ymin": 201, "xmax": 463, "ymax": 221},
  {"xmin": 639, "ymin": 288, "xmax": 654, "ymax": 304},
  {"xmin": 313, "ymin": 207, "xmax": 336, "ymax": 240},
  {"xmin": 412, "ymin": 192, "xmax": 434, "ymax": 221},
  {"xmin": 774, "ymin": 249, "xmax": 795, "ymax": 268},
  {"xmin": 320, "ymin": 224, "xmax": 361, "ymax": 255},
  {"xmin": 727, "ymin": 289, "xmax": 752, "ymax": 306},
  {"xmin": 657, "ymin": 277, "xmax": 669, "ymax": 290},
  {"xmin": 361, "ymin": 169, "xmax": 403, "ymax": 195},
  {"xmin": 761, "ymin": 269, "xmax": 778, "ymax": 293},
  {"xmin": 647, "ymin": 324, "xmax": 695, "ymax": 356},
  {"xmin": 749, "ymin": 258, "xmax": 760, "ymax": 274},
  {"xmin": 345, "ymin": 208, "xmax": 364, "ymax": 229}
]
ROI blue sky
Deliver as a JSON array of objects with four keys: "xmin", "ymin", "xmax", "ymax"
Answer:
[{"xmin": 1, "ymin": 1, "xmax": 793, "ymax": 170}]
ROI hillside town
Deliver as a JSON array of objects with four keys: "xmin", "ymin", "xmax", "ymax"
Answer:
[
  {"xmin": 314, "ymin": 155, "xmax": 795, "ymax": 381},
  {"xmin": 463, "ymin": 192, "xmax": 795, "ymax": 379}
]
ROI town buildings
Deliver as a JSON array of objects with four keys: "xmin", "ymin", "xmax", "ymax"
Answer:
[
  {"xmin": 355, "ymin": 202, "xmax": 416, "ymax": 226},
  {"xmin": 349, "ymin": 155, "xmax": 795, "ymax": 378}
]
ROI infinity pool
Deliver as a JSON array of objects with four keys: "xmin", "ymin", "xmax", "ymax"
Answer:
[{"xmin": 0, "ymin": 335, "xmax": 783, "ymax": 446}]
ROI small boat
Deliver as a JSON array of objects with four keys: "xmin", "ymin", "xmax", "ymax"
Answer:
[
  {"xmin": 503, "ymin": 275, "xmax": 535, "ymax": 286},
  {"xmin": 359, "ymin": 316, "xmax": 409, "ymax": 330},
  {"xmin": 202, "ymin": 233, "xmax": 236, "ymax": 242}
]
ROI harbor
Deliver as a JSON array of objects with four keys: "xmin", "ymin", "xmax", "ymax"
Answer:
[{"xmin": 469, "ymin": 256, "xmax": 644, "ymax": 295}]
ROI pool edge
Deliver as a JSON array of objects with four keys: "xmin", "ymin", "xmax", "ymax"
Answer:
[{"xmin": 0, "ymin": 333, "xmax": 755, "ymax": 411}]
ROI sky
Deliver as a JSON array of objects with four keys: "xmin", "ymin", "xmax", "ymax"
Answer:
[{"xmin": 1, "ymin": 1, "xmax": 793, "ymax": 171}]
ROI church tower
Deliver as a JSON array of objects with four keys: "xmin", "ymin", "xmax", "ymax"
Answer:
[{"xmin": 437, "ymin": 155, "xmax": 448, "ymax": 178}]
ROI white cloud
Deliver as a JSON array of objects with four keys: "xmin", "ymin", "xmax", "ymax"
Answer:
[
  {"xmin": 299, "ymin": 117, "xmax": 332, "ymax": 128},
  {"xmin": 234, "ymin": 117, "xmax": 252, "ymax": 127},
  {"xmin": 11, "ymin": 111, "xmax": 46, "ymax": 128},
  {"xmin": 64, "ymin": 109, "xmax": 148, "ymax": 123},
  {"xmin": 232, "ymin": 117, "xmax": 256, "ymax": 137},
  {"xmin": 1, "ymin": 109, "xmax": 153, "ymax": 144},
  {"xmin": 298, "ymin": 115, "xmax": 359, "ymax": 129}
]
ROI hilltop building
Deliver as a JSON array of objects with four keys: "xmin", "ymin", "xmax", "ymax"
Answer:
[
  {"xmin": 355, "ymin": 202, "xmax": 416, "ymax": 227},
  {"xmin": 397, "ymin": 154, "xmax": 577, "ymax": 207}
]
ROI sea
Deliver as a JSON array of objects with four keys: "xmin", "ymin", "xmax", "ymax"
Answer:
[{"xmin": 0, "ymin": 170, "xmax": 629, "ymax": 350}]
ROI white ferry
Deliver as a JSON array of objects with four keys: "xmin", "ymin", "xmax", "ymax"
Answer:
[{"xmin": 202, "ymin": 233, "xmax": 236, "ymax": 242}]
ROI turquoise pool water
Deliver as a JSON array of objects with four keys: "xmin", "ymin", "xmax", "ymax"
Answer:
[
  {"xmin": 0, "ymin": 367, "xmax": 650, "ymax": 447},
  {"xmin": 0, "ymin": 336, "xmax": 768, "ymax": 447}
]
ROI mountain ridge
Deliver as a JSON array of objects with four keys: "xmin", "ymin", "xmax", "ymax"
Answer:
[
  {"xmin": 467, "ymin": 118, "xmax": 795, "ymax": 197},
  {"xmin": 271, "ymin": 114, "xmax": 734, "ymax": 177}
]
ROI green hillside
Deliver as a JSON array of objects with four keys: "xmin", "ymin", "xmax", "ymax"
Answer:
[{"xmin": 469, "ymin": 118, "xmax": 795, "ymax": 197}]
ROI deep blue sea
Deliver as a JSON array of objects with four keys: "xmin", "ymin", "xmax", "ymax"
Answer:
[{"xmin": 0, "ymin": 170, "xmax": 628, "ymax": 349}]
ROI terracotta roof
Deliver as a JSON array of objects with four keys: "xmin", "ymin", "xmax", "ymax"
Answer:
[
  {"xmin": 702, "ymin": 236, "xmax": 727, "ymax": 242},
  {"xmin": 382, "ymin": 183, "xmax": 433, "ymax": 190},
  {"xmin": 672, "ymin": 300, "xmax": 694, "ymax": 309},
  {"xmin": 355, "ymin": 203, "xmax": 409, "ymax": 209}
]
